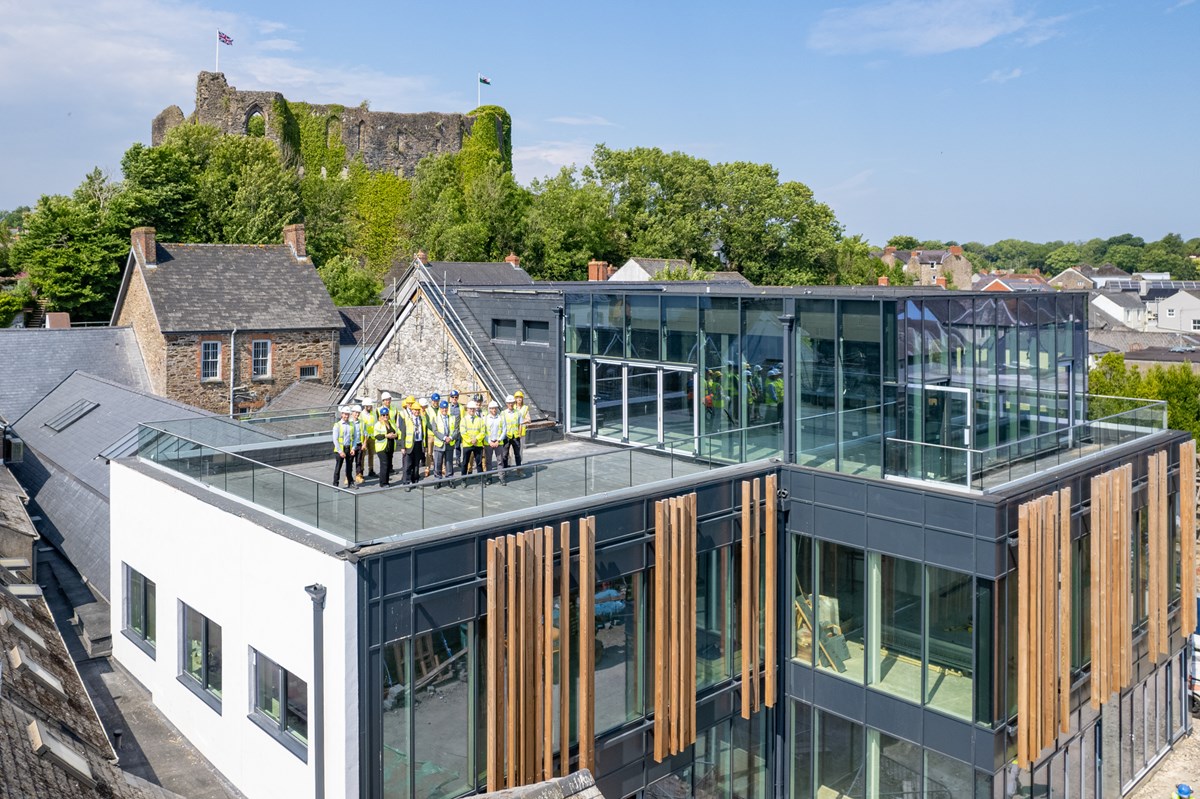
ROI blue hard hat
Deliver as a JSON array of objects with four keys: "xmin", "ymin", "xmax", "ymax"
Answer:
[
  {"xmin": 439, "ymin": 400, "xmax": 449, "ymax": 408},
  {"xmin": 450, "ymin": 389, "xmax": 459, "ymax": 397},
  {"xmin": 1178, "ymin": 785, "xmax": 1193, "ymax": 798},
  {"xmin": 378, "ymin": 407, "xmax": 389, "ymax": 415},
  {"xmin": 431, "ymin": 392, "xmax": 440, "ymax": 402}
]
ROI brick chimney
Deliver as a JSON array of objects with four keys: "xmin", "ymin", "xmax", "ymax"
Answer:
[
  {"xmin": 949, "ymin": 245, "xmax": 963, "ymax": 256},
  {"xmin": 588, "ymin": 259, "xmax": 610, "ymax": 281},
  {"xmin": 416, "ymin": 250, "xmax": 429, "ymax": 265},
  {"xmin": 504, "ymin": 252, "xmax": 521, "ymax": 267},
  {"xmin": 883, "ymin": 246, "xmax": 897, "ymax": 255},
  {"xmin": 877, "ymin": 276, "xmax": 889, "ymax": 286},
  {"xmin": 131, "ymin": 227, "xmax": 156, "ymax": 267},
  {"xmin": 282, "ymin": 224, "xmax": 306, "ymax": 259},
  {"xmin": 935, "ymin": 276, "xmax": 947, "ymax": 288}
]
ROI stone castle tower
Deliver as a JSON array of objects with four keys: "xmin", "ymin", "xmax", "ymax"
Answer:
[{"xmin": 152, "ymin": 72, "xmax": 500, "ymax": 177}]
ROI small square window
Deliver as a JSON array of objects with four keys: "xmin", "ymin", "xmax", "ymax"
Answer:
[
  {"xmin": 201, "ymin": 341, "xmax": 221, "ymax": 381},
  {"xmin": 252, "ymin": 340, "xmax": 271, "ymax": 378},
  {"xmin": 180, "ymin": 603, "xmax": 222, "ymax": 709},
  {"xmin": 299, "ymin": 364, "xmax": 319, "ymax": 380},
  {"xmin": 492, "ymin": 319, "xmax": 517, "ymax": 341},
  {"xmin": 250, "ymin": 649, "xmax": 308, "ymax": 760},
  {"xmin": 123, "ymin": 565, "xmax": 156, "ymax": 658},
  {"xmin": 1167, "ymin": 308, "xmax": 1177, "ymax": 318},
  {"xmin": 522, "ymin": 320, "xmax": 550, "ymax": 345},
  {"xmin": 1192, "ymin": 319, "xmax": 1200, "ymax": 331}
]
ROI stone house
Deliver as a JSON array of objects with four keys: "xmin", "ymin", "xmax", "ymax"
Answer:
[
  {"xmin": 603, "ymin": 257, "xmax": 753, "ymax": 285},
  {"xmin": 876, "ymin": 246, "xmax": 973, "ymax": 288},
  {"xmin": 110, "ymin": 225, "xmax": 341, "ymax": 415},
  {"xmin": 1047, "ymin": 263, "xmax": 1131, "ymax": 290}
]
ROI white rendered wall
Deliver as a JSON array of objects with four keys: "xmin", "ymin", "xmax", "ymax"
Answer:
[{"xmin": 110, "ymin": 462, "xmax": 359, "ymax": 799}]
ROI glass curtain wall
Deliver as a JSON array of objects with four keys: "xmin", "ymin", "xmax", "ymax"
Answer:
[
  {"xmin": 815, "ymin": 541, "xmax": 866, "ymax": 682},
  {"xmin": 741, "ymin": 298, "xmax": 784, "ymax": 459},
  {"xmin": 867, "ymin": 554, "xmax": 923, "ymax": 703},
  {"xmin": 701, "ymin": 296, "xmax": 741, "ymax": 458},
  {"xmin": 796, "ymin": 300, "xmax": 837, "ymax": 471}
]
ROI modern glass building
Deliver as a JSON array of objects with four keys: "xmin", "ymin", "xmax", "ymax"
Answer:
[{"xmin": 118, "ymin": 283, "xmax": 1193, "ymax": 799}]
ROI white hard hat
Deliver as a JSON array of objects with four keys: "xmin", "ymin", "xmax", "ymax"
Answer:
[
  {"xmin": 488, "ymin": 400, "xmax": 500, "ymax": 409},
  {"xmin": 466, "ymin": 400, "xmax": 478, "ymax": 410},
  {"xmin": 381, "ymin": 392, "xmax": 392, "ymax": 400},
  {"xmin": 505, "ymin": 394, "xmax": 515, "ymax": 403},
  {"xmin": 419, "ymin": 398, "xmax": 429, "ymax": 407},
  {"xmin": 352, "ymin": 405, "xmax": 362, "ymax": 413},
  {"xmin": 339, "ymin": 406, "xmax": 349, "ymax": 414},
  {"xmin": 363, "ymin": 397, "xmax": 374, "ymax": 405}
]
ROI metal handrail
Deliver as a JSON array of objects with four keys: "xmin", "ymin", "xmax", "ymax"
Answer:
[{"xmin": 335, "ymin": 303, "xmax": 396, "ymax": 388}]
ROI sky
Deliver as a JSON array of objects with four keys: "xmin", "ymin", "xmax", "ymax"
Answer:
[{"xmin": 0, "ymin": 0, "xmax": 1196, "ymax": 246}]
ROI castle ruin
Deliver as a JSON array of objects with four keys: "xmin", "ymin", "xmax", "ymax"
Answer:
[{"xmin": 152, "ymin": 72, "xmax": 497, "ymax": 177}]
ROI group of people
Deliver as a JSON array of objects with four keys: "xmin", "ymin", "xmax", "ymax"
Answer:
[
  {"xmin": 703, "ymin": 363, "xmax": 785, "ymax": 429},
  {"xmin": 332, "ymin": 389, "xmax": 531, "ymax": 489}
]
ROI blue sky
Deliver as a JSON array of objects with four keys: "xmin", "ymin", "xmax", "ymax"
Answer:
[{"xmin": 0, "ymin": 0, "xmax": 1196, "ymax": 245}]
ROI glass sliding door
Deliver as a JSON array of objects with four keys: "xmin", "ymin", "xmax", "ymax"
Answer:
[
  {"xmin": 906, "ymin": 385, "xmax": 972, "ymax": 485},
  {"xmin": 593, "ymin": 361, "xmax": 624, "ymax": 441},
  {"xmin": 568, "ymin": 357, "xmax": 591, "ymax": 434},
  {"xmin": 627, "ymin": 366, "xmax": 659, "ymax": 445},
  {"xmin": 662, "ymin": 367, "xmax": 698, "ymax": 446}
]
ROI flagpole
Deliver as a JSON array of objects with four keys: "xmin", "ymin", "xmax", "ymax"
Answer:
[
  {"xmin": 215, "ymin": 30, "xmax": 219, "ymax": 72},
  {"xmin": 476, "ymin": 73, "xmax": 480, "ymax": 109}
]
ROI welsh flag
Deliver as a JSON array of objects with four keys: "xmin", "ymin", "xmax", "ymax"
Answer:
[{"xmin": 478, "ymin": 74, "xmax": 491, "ymax": 85}]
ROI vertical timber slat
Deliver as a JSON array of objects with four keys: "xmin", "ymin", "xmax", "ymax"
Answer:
[
  {"xmin": 559, "ymin": 522, "xmax": 570, "ymax": 771},
  {"xmin": 543, "ymin": 527, "xmax": 554, "ymax": 779},
  {"xmin": 1017, "ymin": 501, "xmax": 1030, "ymax": 766},
  {"xmin": 765, "ymin": 474, "xmax": 778, "ymax": 708},
  {"xmin": 740, "ymin": 480, "xmax": 752, "ymax": 719},
  {"xmin": 1183, "ymin": 441, "xmax": 1197, "ymax": 638},
  {"xmin": 1059, "ymin": 488, "xmax": 1072, "ymax": 733},
  {"xmin": 578, "ymin": 516, "xmax": 595, "ymax": 772},
  {"xmin": 653, "ymin": 500, "xmax": 666, "ymax": 762},
  {"xmin": 505, "ymin": 535, "xmax": 518, "ymax": 787},
  {"xmin": 486, "ymin": 540, "xmax": 501, "ymax": 791}
]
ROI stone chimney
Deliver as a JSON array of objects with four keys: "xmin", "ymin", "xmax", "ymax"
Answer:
[
  {"xmin": 883, "ymin": 246, "xmax": 897, "ymax": 255},
  {"xmin": 131, "ymin": 227, "xmax": 157, "ymax": 267},
  {"xmin": 949, "ymin": 245, "xmax": 963, "ymax": 256},
  {"xmin": 588, "ymin": 259, "xmax": 610, "ymax": 281},
  {"xmin": 416, "ymin": 250, "xmax": 429, "ymax": 265},
  {"xmin": 877, "ymin": 276, "xmax": 889, "ymax": 286},
  {"xmin": 935, "ymin": 276, "xmax": 947, "ymax": 288},
  {"xmin": 282, "ymin": 224, "xmax": 306, "ymax": 259},
  {"xmin": 504, "ymin": 252, "xmax": 521, "ymax": 267}
]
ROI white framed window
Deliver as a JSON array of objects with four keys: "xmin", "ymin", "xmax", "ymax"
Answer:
[
  {"xmin": 250, "ymin": 649, "xmax": 308, "ymax": 760},
  {"xmin": 252, "ymin": 339, "xmax": 272, "ymax": 378},
  {"xmin": 1167, "ymin": 308, "xmax": 1176, "ymax": 318},
  {"xmin": 1192, "ymin": 319, "xmax": 1200, "ymax": 331},
  {"xmin": 299, "ymin": 364, "xmax": 319, "ymax": 380},
  {"xmin": 180, "ymin": 603, "xmax": 222, "ymax": 709},
  {"xmin": 201, "ymin": 341, "xmax": 221, "ymax": 381}
]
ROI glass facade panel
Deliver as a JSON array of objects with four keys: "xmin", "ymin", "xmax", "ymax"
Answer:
[
  {"xmin": 1072, "ymin": 535, "xmax": 1091, "ymax": 671},
  {"xmin": 568, "ymin": 358, "xmax": 591, "ymax": 434},
  {"xmin": 702, "ymin": 297, "xmax": 741, "ymax": 457},
  {"xmin": 412, "ymin": 625, "xmax": 471, "ymax": 799},
  {"xmin": 594, "ymin": 574, "xmax": 644, "ymax": 734},
  {"xmin": 925, "ymin": 566, "xmax": 973, "ymax": 720},
  {"xmin": 698, "ymin": 548, "xmax": 732, "ymax": 688},
  {"xmin": 875, "ymin": 730, "xmax": 922, "ymax": 798},
  {"xmin": 1136, "ymin": 506, "xmax": 1149, "ymax": 626},
  {"xmin": 592, "ymin": 295, "xmax": 624, "ymax": 358},
  {"xmin": 816, "ymin": 541, "xmax": 865, "ymax": 682},
  {"xmin": 256, "ymin": 653, "xmax": 282, "ymax": 722},
  {"xmin": 793, "ymin": 536, "xmax": 814, "ymax": 666},
  {"xmin": 839, "ymin": 301, "xmax": 883, "ymax": 477},
  {"xmin": 732, "ymin": 709, "xmax": 771, "ymax": 799},
  {"xmin": 868, "ymin": 554, "xmax": 923, "ymax": 703},
  {"xmin": 627, "ymin": 295, "xmax": 660, "ymax": 361},
  {"xmin": 594, "ymin": 362, "xmax": 623, "ymax": 441},
  {"xmin": 662, "ymin": 296, "xmax": 699, "ymax": 364},
  {"xmin": 382, "ymin": 640, "xmax": 409, "ymax": 797},
  {"xmin": 565, "ymin": 295, "xmax": 590, "ymax": 355},
  {"xmin": 797, "ymin": 300, "xmax": 837, "ymax": 471},
  {"xmin": 975, "ymin": 579, "xmax": 995, "ymax": 726},
  {"xmin": 925, "ymin": 750, "xmax": 973, "ymax": 798},
  {"xmin": 790, "ymin": 701, "xmax": 813, "ymax": 799},
  {"xmin": 627, "ymin": 366, "xmax": 658, "ymax": 445},
  {"xmin": 742, "ymin": 299, "xmax": 784, "ymax": 458},
  {"xmin": 1170, "ymin": 491, "xmax": 1181, "ymax": 601},
  {"xmin": 816, "ymin": 710, "xmax": 864, "ymax": 798},
  {"xmin": 126, "ymin": 566, "xmax": 155, "ymax": 647},
  {"xmin": 662, "ymin": 368, "xmax": 697, "ymax": 444},
  {"xmin": 285, "ymin": 670, "xmax": 308, "ymax": 744},
  {"xmin": 695, "ymin": 721, "xmax": 731, "ymax": 799},
  {"xmin": 182, "ymin": 604, "xmax": 221, "ymax": 699}
]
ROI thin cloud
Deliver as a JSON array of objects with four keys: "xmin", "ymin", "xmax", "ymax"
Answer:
[
  {"xmin": 512, "ymin": 141, "xmax": 596, "ymax": 185},
  {"xmin": 548, "ymin": 115, "xmax": 616, "ymax": 127},
  {"xmin": 1167, "ymin": 0, "xmax": 1196, "ymax": 11},
  {"xmin": 984, "ymin": 67, "xmax": 1023, "ymax": 84},
  {"xmin": 819, "ymin": 169, "xmax": 877, "ymax": 202},
  {"xmin": 807, "ymin": 0, "xmax": 1060, "ymax": 56},
  {"xmin": 258, "ymin": 38, "xmax": 300, "ymax": 52}
]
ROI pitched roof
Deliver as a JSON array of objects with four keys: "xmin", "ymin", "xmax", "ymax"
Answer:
[
  {"xmin": 119, "ymin": 243, "xmax": 341, "ymax": 333},
  {"xmin": 616, "ymin": 258, "xmax": 754, "ymax": 285},
  {"xmin": 1094, "ymin": 291, "xmax": 1145, "ymax": 310},
  {"xmin": 382, "ymin": 259, "xmax": 534, "ymax": 300},
  {"xmin": 0, "ymin": 328, "xmax": 150, "ymax": 422},
  {"xmin": 258, "ymin": 379, "xmax": 341, "ymax": 413},
  {"xmin": 9, "ymin": 373, "xmax": 209, "ymax": 599},
  {"xmin": 337, "ymin": 305, "xmax": 392, "ymax": 348},
  {"xmin": 0, "ymin": 585, "xmax": 184, "ymax": 799}
]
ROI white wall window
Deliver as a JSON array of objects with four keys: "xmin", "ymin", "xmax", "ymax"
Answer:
[
  {"xmin": 181, "ymin": 603, "xmax": 222, "ymax": 708},
  {"xmin": 201, "ymin": 341, "xmax": 221, "ymax": 380},
  {"xmin": 251, "ymin": 649, "xmax": 309, "ymax": 760},
  {"xmin": 252, "ymin": 340, "xmax": 272, "ymax": 378},
  {"xmin": 1167, "ymin": 308, "xmax": 1177, "ymax": 318},
  {"xmin": 1192, "ymin": 319, "xmax": 1200, "ymax": 331},
  {"xmin": 123, "ymin": 565, "xmax": 156, "ymax": 657}
]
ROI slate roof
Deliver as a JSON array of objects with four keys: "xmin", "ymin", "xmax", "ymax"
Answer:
[
  {"xmin": 0, "ymin": 582, "xmax": 184, "ymax": 799},
  {"xmin": 616, "ymin": 258, "xmax": 754, "ymax": 285},
  {"xmin": 1124, "ymin": 347, "xmax": 1200, "ymax": 364},
  {"xmin": 382, "ymin": 259, "xmax": 533, "ymax": 300},
  {"xmin": 337, "ymin": 305, "xmax": 392, "ymax": 348},
  {"xmin": 258, "ymin": 379, "xmax": 341, "ymax": 413},
  {"xmin": 1094, "ymin": 292, "xmax": 1145, "ymax": 310},
  {"xmin": 0, "ymin": 328, "xmax": 149, "ymax": 421},
  {"xmin": 10, "ymin": 373, "xmax": 209, "ymax": 599},
  {"xmin": 115, "ymin": 243, "xmax": 341, "ymax": 333},
  {"xmin": 0, "ymin": 464, "xmax": 35, "ymax": 552}
]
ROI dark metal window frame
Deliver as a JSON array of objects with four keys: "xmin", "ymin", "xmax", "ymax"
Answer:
[
  {"xmin": 522, "ymin": 319, "xmax": 550, "ymax": 346},
  {"xmin": 492, "ymin": 318, "xmax": 517, "ymax": 341},
  {"xmin": 122, "ymin": 564, "xmax": 156, "ymax": 660},
  {"xmin": 179, "ymin": 602, "xmax": 222, "ymax": 712},
  {"xmin": 248, "ymin": 648, "xmax": 309, "ymax": 761}
]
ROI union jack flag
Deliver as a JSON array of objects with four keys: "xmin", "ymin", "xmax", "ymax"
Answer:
[{"xmin": 218, "ymin": 30, "xmax": 233, "ymax": 45}]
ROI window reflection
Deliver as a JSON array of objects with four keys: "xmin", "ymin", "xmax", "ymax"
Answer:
[
  {"xmin": 815, "ymin": 542, "xmax": 865, "ymax": 683},
  {"xmin": 868, "ymin": 554, "xmax": 923, "ymax": 703},
  {"xmin": 412, "ymin": 625, "xmax": 471, "ymax": 799},
  {"xmin": 593, "ymin": 574, "xmax": 643, "ymax": 734},
  {"xmin": 698, "ymin": 548, "xmax": 732, "ymax": 688},
  {"xmin": 925, "ymin": 566, "xmax": 974, "ymax": 720},
  {"xmin": 381, "ymin": 639, "xmax": 409, "ymax": 798}
]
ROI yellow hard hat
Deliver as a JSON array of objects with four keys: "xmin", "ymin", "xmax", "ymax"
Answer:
[
  {"xmin": 405, "ymin": 395, "xmax": 416, "ymax": 405},
  {"xmin": 514, "ymin": 390, "xmax": 525, "ymax": 398}
]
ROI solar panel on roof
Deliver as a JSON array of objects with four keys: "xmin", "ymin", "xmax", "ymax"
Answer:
[{"xmin": 43, "ymin": 399, "xmax": 98, "ymax": 433}]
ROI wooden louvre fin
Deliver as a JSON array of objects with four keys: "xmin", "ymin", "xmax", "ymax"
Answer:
[
  {"xmin": 578, "ymin": 515, "xmax": 595, "ymax": 773},
  {"xmin": 764, "ymin": 473, "xmax": 778, "ymax": 709},
  {"xmin": 739, "ymin": 477, "xmax": 777, "ymax": 719},
  {"xmin": 1148, "ymin": 451, "xmax": 1168, "ymax": 661},
  {"xmin": 1016, "ymin": 488, "xmax": 1073, "ymax": 768},
  {"xmin": 651, "ymin": 492, "xmax": 698, "ymax": 762},
  {"xmin": 740, "ymin": 480, "xmax": 752, "ymax": 720},
  {"xmin": 1183, "ymin": 441, "xmax": 1198, "ymax": 638},
  {"xmin": 487, "ymin": 520, "xmax": 576, "ymax": 787},
  {"xmin": 559, "ymin": 521, "xmax": 570, "ymax": 768}
]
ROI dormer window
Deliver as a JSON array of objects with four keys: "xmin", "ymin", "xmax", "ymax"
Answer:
[
  {"xmin": 27, "ymin": 719, "xmax": 96, "ymax": 787},
  {"xmin": 0, "ymin": 608, "xmax": 48, "ymax": 652}
]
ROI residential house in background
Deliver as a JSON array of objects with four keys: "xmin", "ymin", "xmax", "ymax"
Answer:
[
  {"xmin": 1092, "ymin": 291, "xmax": 1150, "ymax": 331},
  {"xmin": 603, "ymin": 257, "xmax": 754, "ymax": 285},
  {"xmin": 1048, "ymin": 263, "xmax": 1132, "ymax": 290},
  {"xmin": 110, "ymin": 224, "xmax": 342, "ymax": 415},
  {"xmin": 876, "ymin": 246, "xmax": 974, "ymax": 288},
  {"xmin": 973, "ymin": 270, "xmax": 1053, "ymax": 292},
  {"xmin": 1149, "ymin": 290, "xmax": 1200, "ymax": 334}
]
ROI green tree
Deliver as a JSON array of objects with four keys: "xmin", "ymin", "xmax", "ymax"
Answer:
[
  {"xmin": 198, "ymin": 135, "xmax": 300, "ymax": 243},
  {"xmin": 1106, "ymin": 244, "xmax": 1144, "ymax": 272},
  {"xmin": 831, "ymin": 235, "xmax": 911, "ymax": 286},
  {"xmin": 299, "ymin": 173, "xmax": 353, "ymax": 266},
  {"xmin": 348, "ymin": 163, "xmax": 411, "ymax": 271},
  {"xmin": 1088, "ymin": 353, "xmax": 1200, "ymax": 440},
  {"xmin": 521, "ymin": 166, "xmax": 620, "ymax": 281},
  {"xmin": 317, "ymin": 254, "xmax": 382, "ymax": 306},
  {"xmin": 886, "ymin": 234, "xmax": 920, "ymax": 250},
  {"xmin": 1139, "ymin": 241, "xmax": 1194, "ymax": 279},
  {"xmin": 121, "ymin": 141, "xmax": 203, "ymax": 241},
  {"xmin": 1044, "ymin": 243, "xmax": 1083, "ymax": 275}
]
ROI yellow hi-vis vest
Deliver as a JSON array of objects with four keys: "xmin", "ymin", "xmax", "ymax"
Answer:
[
  {"xmin": 460, "ymin": 413, "xmax": 486, "ymax": 447},
  {"xmin": 515, "ymin": 404, "xmax": 530, "ymax": 437},
  {"xmin": 431, "ymin": 413, "xmax": 459, "ymax": 450}
]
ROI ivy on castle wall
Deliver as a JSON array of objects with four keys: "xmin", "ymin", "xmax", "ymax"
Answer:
[{"xmin": 462, "ymin": 105, "xmax": 513, "ymax": 177}]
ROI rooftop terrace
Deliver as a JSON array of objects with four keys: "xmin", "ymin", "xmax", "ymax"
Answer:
[{"xmin": 133, "ymin": 394, "xmax": 1169, "ymax": 546}]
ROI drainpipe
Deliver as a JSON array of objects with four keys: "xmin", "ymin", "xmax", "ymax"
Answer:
[
  {"xmin": 305, "ymin": 583, "xmax": 327, "ymax": 799},
  {"xmin": 229, "ymin": 327, "xmax": 237, "ymax": 417},
  {"xmin": 555, "ymin": 305, "xmax": 565, "ymax": 428},
  {"xmin": 779, "ymin": 309, "xmax": 797, "ymax": 463}
]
